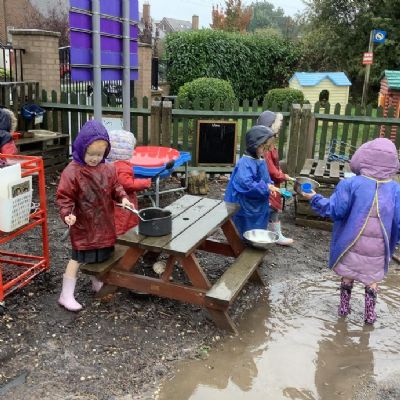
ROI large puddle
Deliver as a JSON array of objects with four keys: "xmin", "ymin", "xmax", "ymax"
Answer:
[{"xmin": 157, "ymin": 271, "xmax": 400, "ymax": 399}]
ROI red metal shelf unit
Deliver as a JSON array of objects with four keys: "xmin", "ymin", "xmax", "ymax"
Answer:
[{"xmin": 0, "ymin": 155, "xmax": 50, "ymax": 303}]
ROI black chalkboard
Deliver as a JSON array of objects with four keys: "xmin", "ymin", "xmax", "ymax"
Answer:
[{"xmin": 196, "ymin": 120, "xmax": 237, "ymax": 165}]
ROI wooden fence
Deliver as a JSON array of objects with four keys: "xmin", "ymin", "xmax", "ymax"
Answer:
[{"xmin": 2, "ymin": 82, "xmax": 400, "ymax": 175}]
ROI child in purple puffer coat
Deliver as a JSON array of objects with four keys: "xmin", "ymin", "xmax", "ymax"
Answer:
[{"xmin": 302, "ymin": 138, "xmax": 400, "ymax": 324}]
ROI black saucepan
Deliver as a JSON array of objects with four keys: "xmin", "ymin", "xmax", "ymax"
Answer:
[{"xmin": 138, "ymin": 207, "xmax": 172, "ymax": 236}]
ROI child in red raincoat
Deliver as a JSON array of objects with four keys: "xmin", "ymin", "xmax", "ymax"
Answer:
[
  {"xmin": 258, "ymin": 110, "xmax": 293, "ymax": 245},
  {"xmin": 0, "ymin": 107, "xmax": 18, "ymax": 155},
  {"xmin": 56, "ymin": 120, "xmax": 133, "ymax": 312},
  {"xmin": 106, "ymin": 129, "xmax": 151, "ymax": 235}
]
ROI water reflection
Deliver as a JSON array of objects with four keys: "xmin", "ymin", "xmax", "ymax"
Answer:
[
  {"xmin": 158, "ymin": 294, "xmax": 270, "ymax": 399},
  {"xmin": 158, "ymin": 271, "xmax": 400, "ymax": 400},
  {"xmin": 315, "ymin": 321, "xmax": 374, "ymax": 399}
]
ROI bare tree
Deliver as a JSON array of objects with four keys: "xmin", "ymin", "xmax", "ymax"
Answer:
[{"xmin": 27, "ymin": 0, "xmax": 69, "ymax": 46}]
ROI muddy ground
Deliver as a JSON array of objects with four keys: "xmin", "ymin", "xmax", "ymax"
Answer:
[{"xmin": 0, "ymin": 173, "xmax": 376, "ymax": 400}]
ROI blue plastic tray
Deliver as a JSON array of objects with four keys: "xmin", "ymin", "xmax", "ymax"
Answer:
[{"xmin": 133, "ymin": 151, "xmax": 191, "ymax": 179}]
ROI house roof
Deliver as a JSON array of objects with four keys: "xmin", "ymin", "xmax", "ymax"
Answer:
[
  {"xmin": 162, "ymin": 17, "xmax": 192, "ymax": 32},
  {"xmin": 383, "ymin": 70, "xmax": 400, "ymax": 90},
  {"xmin": 290, "ymin": 72, "xmax": 352, "ymax": 87}
]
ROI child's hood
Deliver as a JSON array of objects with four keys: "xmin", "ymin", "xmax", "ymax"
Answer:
[
  {"xmin": 72, "ymin": 120, "xmax": 111, "ymax": 165},
  {"xmin": 257, "ymin": 110, "xmax": 276, "ymax": 128},
  {"xmin": 350, "ymin": 138, "xmax": 399, "ymax": 179},
  {"xmin": 0, "ymin": 108, "xmax": 12, "ymax": 147},
  {"xmin": 245, "ymin": 125, "xmax": 274, "ymax": 158}
]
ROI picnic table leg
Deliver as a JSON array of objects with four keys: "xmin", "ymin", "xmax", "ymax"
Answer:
[
  {"xmin": 207, "ymin": 309, "xmax": 238, "ymax": 334},
  {"xmin": 221, "ymin": 219, "xmax": 245, "ymax": 256},
  {"xmin": 96, "ymin": 247, "xmax": 145, "ymax": 299},
  {"xmin": 180, "ymin": 254, "xmax": 238, "ymax": 334},
  {"xmin": 250, "ymin": 269, "xmax": 266, "ymax": 286},
  {"xmin": 179, "ymin": 254, "xmax": 211, "ymax": 289}
]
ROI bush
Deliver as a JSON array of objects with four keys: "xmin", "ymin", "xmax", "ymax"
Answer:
[
  {"xmin": 177, "ymin": 77, "xmax": 236, "ymax": 109},
  {"xmin": 265, "ymin": 88, "xmax": 304, "ymax": 108},
  {"xmin": 166, "ymin": 30, "xmax": 301, "ymax": 100},
  {"xmin": 0, "ymin": 69, "xmax": 11, "ymax": 80}
]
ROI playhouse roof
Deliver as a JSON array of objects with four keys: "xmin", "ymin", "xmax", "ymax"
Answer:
[
  {"xmin": 290, "ymin": 72, "xmax": 352, "ymax": 87},
  {"xmin": 383, "ymin": 70, "xmax": 400, "ymax": 90}
]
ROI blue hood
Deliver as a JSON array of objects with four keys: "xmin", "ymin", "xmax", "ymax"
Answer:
[{"xmin": 245, "ymin": 125, "xmax": 274, "ymax": 158}]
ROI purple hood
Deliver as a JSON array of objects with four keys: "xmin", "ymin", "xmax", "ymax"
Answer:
[
  {"xmin": 350, "ymin": 138, "xmax": 399, "ymax": 179},
  {"xmin": 72, "ymin": 120, "xmax": 110, "ymax": 165}
]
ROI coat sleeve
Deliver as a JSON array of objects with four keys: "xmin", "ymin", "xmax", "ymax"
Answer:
[
  {"xmin": 395, "ymin": 186, "xmax": 400, "ymax": 244},
  {"xmin": 310, "ymin": 179, "xmax": 352, "ymax": 221},
  {"xmin": 115, "ymin": 162, "xmax": 151, "ymax": 193},
  {"xmin": 56, "ymin": 166, "xmax": 78, "ymax": 222},
  {"xmin": 232, "ymin": 161, "xmax": 270, "ymax": 199},
  {"xmin": 264, "ymin": 150, "xmax": 286, "ymax": 184}
]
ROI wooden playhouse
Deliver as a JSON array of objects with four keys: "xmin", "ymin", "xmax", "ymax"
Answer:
[
  {"xmin": 289, "ymin": 72, "xmax": 351, "ymax": 111},
  {"xmin": 378, "ymin": 70, "xmax": 400, "ymax": 139}
]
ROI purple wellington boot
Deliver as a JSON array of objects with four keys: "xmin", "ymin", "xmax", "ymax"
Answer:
[
  {"xmin": 364, "ymin": 287, "xmax": 378, "ymax": 324},
  {"xmin": 338, "ymin": 280, "xmax": 353, "ymax": 316}
]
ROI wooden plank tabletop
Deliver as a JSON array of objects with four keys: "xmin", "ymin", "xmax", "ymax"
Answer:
[
  {"xmin": 117, "ymin": 195, "xmax": 239, "ymax": 257},
  {"xmin": 15, "ymin": 133, "xmax": 68, "ymax": 145}
]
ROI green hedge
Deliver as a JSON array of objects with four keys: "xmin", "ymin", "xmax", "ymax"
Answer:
[
  {"xmin": 166, "ymin": 30, "xmax": 301, "ymax": 100},
  {"xmin": 265, "ymin": 88, "xmax": 304, "ymax": 108},
  {"xmin": 177, "ymin": 77, "xmax": 236, "ymax": 109}
]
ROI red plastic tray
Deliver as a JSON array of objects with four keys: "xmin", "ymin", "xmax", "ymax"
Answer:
[{"xmin": 130, "ymin": 146, "xmax": 180, "ymax": 167}]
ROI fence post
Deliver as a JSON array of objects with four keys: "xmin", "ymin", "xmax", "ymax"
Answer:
[
  {"xmin": 161, "ymin": 101, "xmax": 172, "ymax": 147},
  {"xmin": 150, "ymin": 100, "xmax": 162, "ymax": 145},
  {"xmin": 296, "ymin": 104, "xmax": 314, "ymax": 174},
  {"xmin": 286, "ymin": 104, "xmax": 302, "ymax": 176}
]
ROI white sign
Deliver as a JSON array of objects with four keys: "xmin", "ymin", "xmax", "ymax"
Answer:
[
  {"xmin": 102, "ymin": 117, "xmax": 124, "ymax": 133},
  {"xmin": 363, "ymin": 52, "xmax": 373, "ymax": 65}
]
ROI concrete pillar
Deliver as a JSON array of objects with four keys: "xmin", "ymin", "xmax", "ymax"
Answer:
[
  {"xmin": 192, "ymin": 15, "xmax": 199, "ymax": 30},
  {"xmin": 10, "ymin": 29, "xmax": 61, "ymax": 97}
]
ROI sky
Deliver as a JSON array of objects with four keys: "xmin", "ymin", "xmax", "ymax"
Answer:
[{"xmin": 139, "ymin": 0, "xmax": 306, "ymax": 27}]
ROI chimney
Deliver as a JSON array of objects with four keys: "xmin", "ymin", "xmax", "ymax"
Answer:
[
  {"xmin": 143, "ymin": 2, "xmax": 150, "ymax": 25},
  {"xmin": 192, "ymin": 15, "xmax": 199, "ymax": 30}
]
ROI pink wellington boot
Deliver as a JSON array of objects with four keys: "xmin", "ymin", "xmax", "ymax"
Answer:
[
  {"xmin": 364, "ymin": 286, "xmax": 378, "ymax": 324},
  {"xmin": 91, "ymin": 276, "xmax": 103, "ymax": 293},
  {"xmin": 58, "ymin": 275, "xmax": 82, "ymax": 311},
  {"xmin": 338, "ymin": 280, "xmax": 353, "ymax": 316}
]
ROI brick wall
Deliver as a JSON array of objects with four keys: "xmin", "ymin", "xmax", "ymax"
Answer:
[
  {"xmin": 134, "ymin": 43, "xmax": 152, "ymax": 143},
  {"xmin": 10, "ymin": 29, "xmax": 60, "ymax": 96},
  {"xmin": 0, "ymin": 0, "xmax": 40, "ymax": 44}
]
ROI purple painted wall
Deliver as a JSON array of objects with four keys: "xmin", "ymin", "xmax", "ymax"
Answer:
[{"xmin": 69, "ymin": 0, "xmax": 139, "ymax": 81}]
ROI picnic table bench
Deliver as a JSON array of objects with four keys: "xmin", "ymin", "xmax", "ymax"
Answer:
[{"xmin": 81, "ymin": 195, "xmax": 267, "ymax": 333}]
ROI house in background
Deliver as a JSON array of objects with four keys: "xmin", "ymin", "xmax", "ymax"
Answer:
[
  {"xmin": 289, "ymin": 72, "xmax": 352, "ymax": 111},
  {"xmin": 157, "ymin": 15, "xmax": 199, "ymax": 38}
]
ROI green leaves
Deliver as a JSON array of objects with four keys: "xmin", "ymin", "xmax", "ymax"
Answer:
[
  {"xmin": 177, "ymin": 77, "xmax": 236, "ymax": 109},
  {"xmin": 166, "ymin": 30, "xmax": 301, "ymax": 100},
  {"xmin": 265, "ymin": 88, "xmax": 304, "ymax": 108}
]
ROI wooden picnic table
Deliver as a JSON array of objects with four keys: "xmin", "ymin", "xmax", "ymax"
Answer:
[{"xmin": 81, "ymin": 195, "xmax": 266, "ymax": 333}]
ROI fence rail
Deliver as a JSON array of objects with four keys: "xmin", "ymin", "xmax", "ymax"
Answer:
[{"xmin": 35, "ymin": 92, "xmax": 400, "ymax": 173}]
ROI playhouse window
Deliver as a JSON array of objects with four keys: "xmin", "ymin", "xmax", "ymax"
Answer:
[{"xmin": 319, "ymin": 90, "xmax": 330, "ymax": 106}]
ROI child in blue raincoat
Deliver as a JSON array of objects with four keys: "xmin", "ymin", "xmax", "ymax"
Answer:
[{"xmin": 224, "ymin": 125, "xmax": 279, "ymax": 238}]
